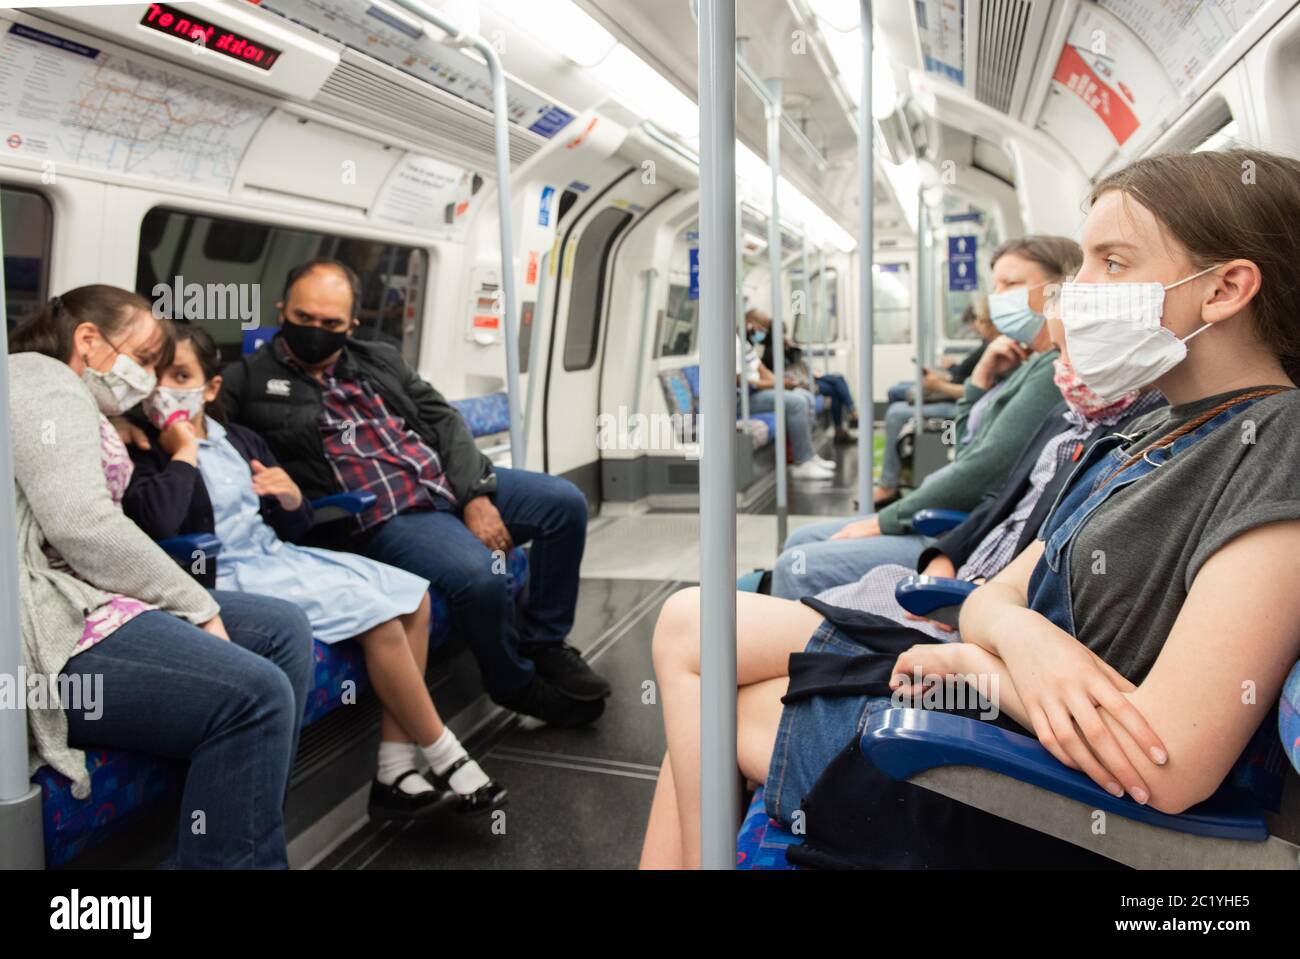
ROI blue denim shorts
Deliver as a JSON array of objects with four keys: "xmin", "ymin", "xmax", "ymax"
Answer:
[{"xmin": 764, "ymin": 620, "xmax": 894, "ymax": 826}]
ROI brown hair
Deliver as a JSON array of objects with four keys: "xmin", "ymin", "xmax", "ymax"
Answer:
[
  {"xmin": 1089, "ymin": 148, "xmax": 1300, "ymax": 383},
  {"xmin": 9, "ymin": 284, "xmax": 172, "ymax": 368},
  {"xmin": 990, "ymin": 234, "xmax": 1083, "ymax": 280},
  {"xmin": 1089, "ymin": 149, "xmax": 1300, "ymax": 482}
]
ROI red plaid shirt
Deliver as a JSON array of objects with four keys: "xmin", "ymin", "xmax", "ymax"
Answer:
[{"xmin": 280, "ymin": 341, "xmax": 455, "ymax": 529}]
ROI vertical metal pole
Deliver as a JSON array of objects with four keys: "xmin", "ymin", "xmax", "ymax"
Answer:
[
  {"xmin": 735, "ymin": 201, "xmax": 749, "ymax": 427},
  {"xmin": 856, "ymin": 0, "xmax": 875, "ymax": 514},
  {"xmin": 914, "ymin": 192, "xmax": 927, "ymax": 433},
  {"xmin": 766, "ymin": 79, "xmax": 788, "ymax": 547},
  {"xmin": 389, "ymin": 0, "xmax": 522, "ymax": 460},
  {"xmin": 486, "ymin": 45, "xmax": 524, "ymax": 465},
  {"xmin": 818, "ymin": 246, "xmax": 830, "ymax": 377},
  {"xmin": 697, "ymin": 0, "xmax": 739, "ymax": 871},
  {"xmin": 520, "ymin": 252, "xmax": 550, "ymax": 469},
  {"xmin": 0, "ymin": 189, "xmax": 45, "ymax": 869},
  {"xmin": 799, "ymin": 234, "xmax": 813, "ymax": 380}
]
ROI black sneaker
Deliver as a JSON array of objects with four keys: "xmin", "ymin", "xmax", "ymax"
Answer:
[
  {"xmin": 368, "ymin": 771, "xmax": 455, "ymax": 822},
  {"xmin": 501, "ymin": 674, "xmax": 607, "ymax": 728},
  {"xmin": 430, "ymin": 758, "xmax": 509, "ymax": 817},
  {"xmin": 521, "ymin": 642, "xmax": 612, "ymax": 701}
]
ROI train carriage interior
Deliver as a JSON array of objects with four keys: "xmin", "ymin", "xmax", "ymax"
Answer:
[{"xmin": 1, "ymin": 0, "xmax": 1300, "ymax": 881}]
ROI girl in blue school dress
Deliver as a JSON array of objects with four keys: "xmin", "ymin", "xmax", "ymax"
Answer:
[{"xmin": 123, "ymin": 322, "xmax": 506, "ymax": 823}]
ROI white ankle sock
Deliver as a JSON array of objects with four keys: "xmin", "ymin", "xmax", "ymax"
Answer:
[
  {"xmin": 421, "ymin": 728, "xmax": 490, "ymax": 796},
  {"xmin": 376, "ymin": 741, "xmax": 434, "ymax": 795}
]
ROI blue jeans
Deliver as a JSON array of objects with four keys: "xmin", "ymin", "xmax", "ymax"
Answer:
[
  {"xmin": 880, "ymin": 399, "xmax": 957, "ymax": 489},
  {"xmin": 746, "ymin": 388, "xmax": 815, "ymax": 464},
  {"xmin": 815, "ymin": 374, "xmax": 855, "ymax": 428},
  {"xmin": 356, "ymin": 466, "xmax": 587, "ymax": 703},
  {"xmin": 886, "ymin": 381, "xmax": 913, "ymax": 404},
  {"xmin": 61, "ymin": 591, "xmax": 314, "ymax": 869},
  {"xmin": 771, "ymin": 517, "xmax": 929, "ymax": 599}
]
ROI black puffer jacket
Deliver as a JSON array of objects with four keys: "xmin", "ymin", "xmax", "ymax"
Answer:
[{"xmin": 220, "ymin": 334, "xmax": 494, "ymax": 530}]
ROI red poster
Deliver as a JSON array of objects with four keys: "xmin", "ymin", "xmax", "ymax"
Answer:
[
  {"xmin": 1052, "ymin": 44, "xmax": 1139, "ymax": 146},
  {"xmin": 525, "ymin": 251, "xmax": 539, "ymax": 285}
]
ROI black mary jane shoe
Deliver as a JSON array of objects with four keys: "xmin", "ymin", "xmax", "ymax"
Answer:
[
  {"xmin": 432, "ymin": 758, "xmax": 509, "ymax": 817},
  {"xmin": 368, "ymin": 771, "xmax": 455, "ymax": 822}
]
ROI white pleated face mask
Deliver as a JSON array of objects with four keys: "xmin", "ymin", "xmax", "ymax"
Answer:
[{"xmin": 1058, "ymin": 264, "xmax": 1221, "ymax": 401}]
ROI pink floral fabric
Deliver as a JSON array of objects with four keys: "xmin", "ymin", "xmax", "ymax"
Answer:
[{"xmin": 43, "ymin": 416, "xmax": 157, "ymax": 654}]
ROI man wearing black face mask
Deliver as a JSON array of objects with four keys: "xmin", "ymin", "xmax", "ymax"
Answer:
[{"xmin": 221, "ymin": 258, "xmax": 610, "ymax": 728}]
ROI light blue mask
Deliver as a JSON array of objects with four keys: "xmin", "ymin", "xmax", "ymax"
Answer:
[
  {"xmin": 751, "ymin": 329, "xmax": 767, "ymax": 343},
  {"xmin": 988, "ymin": 285, "xmax": 1046, "ymax": 345}
]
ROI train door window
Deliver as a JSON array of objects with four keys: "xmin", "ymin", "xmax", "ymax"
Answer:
[
  {"xmin": 873, "ymin": 263, "xmax": 911, "ymax": 344},
  {"xmin": 657, "ymin": 223, "xmax": 698, "ymax": 358},
  {"xmin": 809, "ymin": 267, "xmax": 839, "ymax": 344},
  {"xmin": 2, "ymin": 186, "xmax": 53, "ymax": 328},
  {"xmin": 563, "ymin": 206, "xmax": 633, "ymax": 371},
  {"xmin": 136, "ymin": 208, "xmax": 427, "ymax": 365}
]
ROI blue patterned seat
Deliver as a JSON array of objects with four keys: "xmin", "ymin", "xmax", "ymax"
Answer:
[
  {"xmin": 451, "ymin": 392, "xmax": 511, "ymax": 439},
  {"xmin": 735, "ymin": 787, "xmax": 802, "ymax": 869},
  {"xmin": 34, "ymin": 547, "xmax": 529, "ymax": 867},
  {"xmin": 1281, "ymin": 660, "xmax": 1300, "ymax": 776}
]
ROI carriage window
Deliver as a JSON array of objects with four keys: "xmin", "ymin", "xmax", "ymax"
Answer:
[
  {"xmin": 873, "ymin": 263, "xmax": 912, "ymax": 345},
  {"xmin": 136, "ymin": 208, "xmax": 427, "ymax": 365},
  {"xmin": 563, "ymin": 206, "xmax": 632, "ymax": 371},
  {"xmin": 807, "ymin": 267, "xmax": 839, "ymax": 345},
  {"xmin": 2, "ymin": 186, "xmax": 53, "ymax": 329}
]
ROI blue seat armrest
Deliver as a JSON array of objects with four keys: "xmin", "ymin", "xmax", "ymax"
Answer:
[
  {"xmin": 310, "ymin": 491, "xmax": 378, "ymax": 525},
  {"xmin": 910, "ymin": 509, "xmax": 969, "ymax": 536},
  {"xmin": 861, "ymin": 707, "xmax": 1269, "ymax": 841},
  {"xmin": 157, "ymin": 533, "xmax": 222, "ymax": 564},
  {"xmin": 894, "ymin": 574, "xmax": 977, "ymax": 627}
]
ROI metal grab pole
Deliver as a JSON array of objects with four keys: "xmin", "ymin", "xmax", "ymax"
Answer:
[
  {"xmin": 818, "ymin": 246, "xmax": 830, "ymax": 377},
  {"xmin": 390, "ymin": 0, "xmax": 523, "ymax": 461},
  {"xmin": 914, "ymin": 193, "xmax": 927, "ymax": 434},
  {"xmin": 520, "ymin": 253, "xmax": 550, "ymax": 468},
  {"xmin": 857, "ymin": 0, "xmax": 875, "ymax": 514},
  {"xmin": 735, "ymin": 200, "xmax": 749, "ymax": 427},
  {"xmin": 799, "ymin": 234, "xmax": 813, "ymax": 384},
  {"xmin": 697, "ymin": 0, "xmax": 739, "ymax": 871},
  {"xmin": 0, "ymin": 191, "xmax": 45, "ymax": 869},
  {"xmin": 766, "ymin": 79, "xmax": 788, "ymax": 548}
]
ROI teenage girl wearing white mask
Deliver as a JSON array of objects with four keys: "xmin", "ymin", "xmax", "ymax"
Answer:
[{"xmin": 640, "ymin": 148, "xmax": 1300, "ymax": 869}]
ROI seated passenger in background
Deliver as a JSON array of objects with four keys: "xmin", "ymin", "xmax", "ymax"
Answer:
[
  {"xmin": 751, "ymin": 309, "xmax": 860, "ymax": 443},
  {"xmin": 739, "ymin": 310, "xmax": 835, "ymax": 479},
  {"xmin": 220, "ymin": 259, "xmax": 610, "ymax": 728},
  {"xmin": 642, "ymin": 148, "xmax": 1300, "ymax": 869},
  {"xmin": 807, "ymin": 312, "xmax": 1165, "ymax": 645},
  {"xmin": 771, "ymin": 234, "xmax": 1082, "ymax": 600},
  {"xmin": 878, "ymin": 297, "xmax": 995, "ymax": 501},
  {"xmin": 8, "ymin": 286, "xmax": 313, "ymax": 869},
  {"xmin": 122, "ymin": 323, "xmax": 505, "ymax": 820}
]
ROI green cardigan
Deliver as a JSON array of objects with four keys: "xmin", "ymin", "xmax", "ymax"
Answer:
[{"xmin": 877, "ymin": 349, "xmax": 1062, "ymax": 535}]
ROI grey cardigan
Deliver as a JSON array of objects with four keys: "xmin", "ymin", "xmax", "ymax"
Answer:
[{"xmin": 8, "ymin": 352, "xmax": 219, "ymax": 797}]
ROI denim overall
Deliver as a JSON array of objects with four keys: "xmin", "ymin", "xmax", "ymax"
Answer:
[{"xmin": 1026, "ymin": 395, "xmax": 1272, "ymax": 635}]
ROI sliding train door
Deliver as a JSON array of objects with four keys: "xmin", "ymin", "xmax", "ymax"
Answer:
[{"xmin": 542, "ymin": 169, "xmax": 674, "ymax": 503}]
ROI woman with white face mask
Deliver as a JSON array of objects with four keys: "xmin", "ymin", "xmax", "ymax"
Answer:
[
  {"xmin": 641, "ymin": 149, "xmax": 1300, "ymax": 869},
  {"xmin": 8, "ymin": 285, "xmax": 314, "ymax": 868}
]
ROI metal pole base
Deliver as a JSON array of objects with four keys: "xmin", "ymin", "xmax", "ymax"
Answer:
[{"xmin": 0, "ymin": 784, "xmax": 44, "ymax": 869}]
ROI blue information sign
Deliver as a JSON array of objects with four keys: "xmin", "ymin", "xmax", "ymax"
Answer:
[
  {"xmin": 947, "ymin": 235, "xmax": 978, "ymax": 292},
  {"xmin": 688, "ymin": 247, "xmax": 700, "ymax": 300}
]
